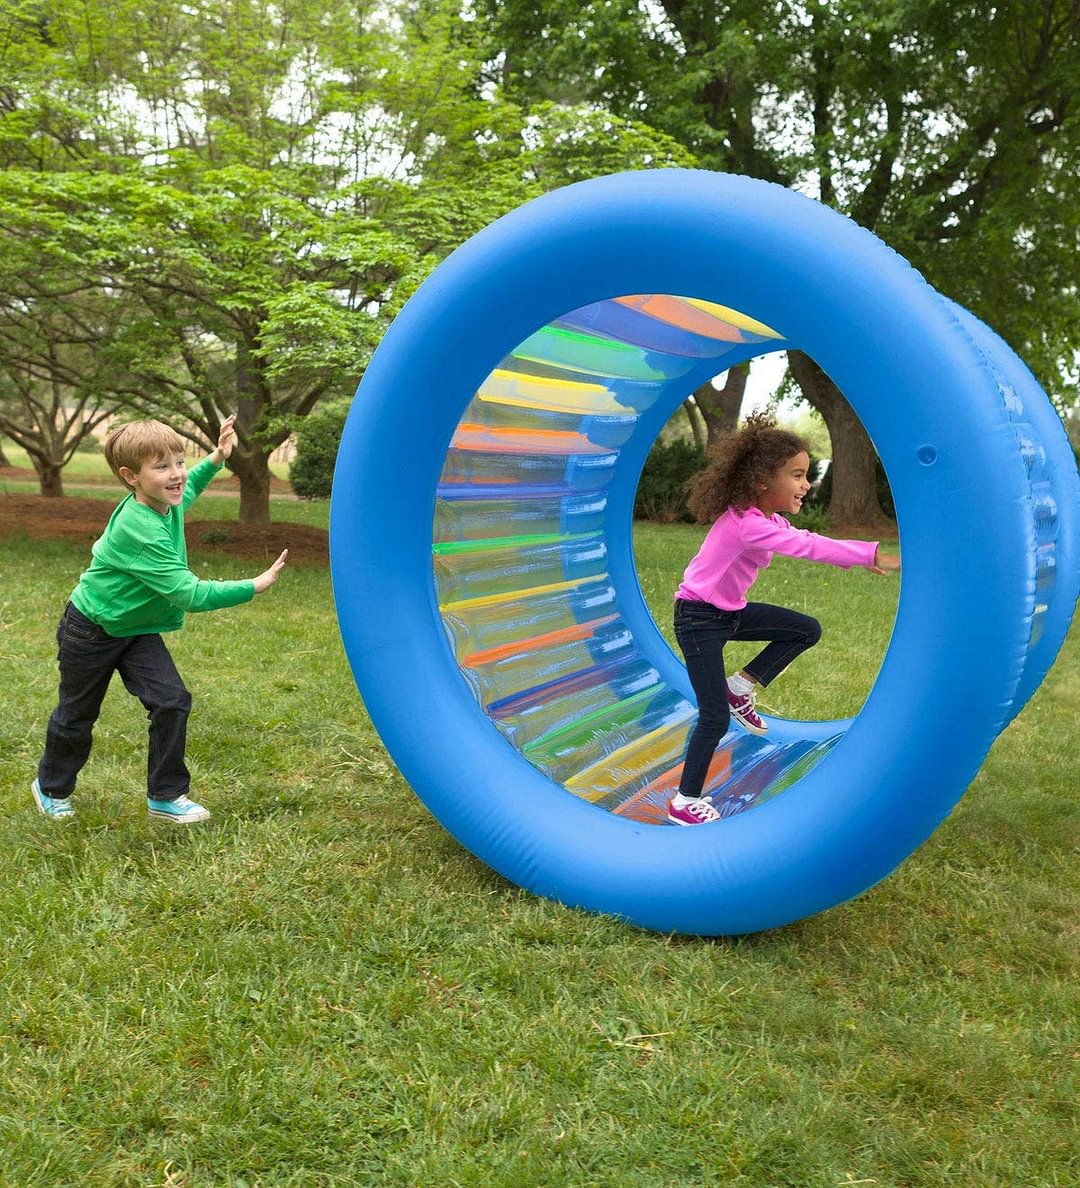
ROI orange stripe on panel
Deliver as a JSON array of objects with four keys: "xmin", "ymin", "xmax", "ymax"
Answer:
[
  {"xmin": 613, "ymin": 294, "xmax": 745, "ymax": 342},
  {"xmin": 451, "ymin": 424, "xmax": 612, "ymax": 456},
  {"xmin": 459, "ymin": 613, "xmax": 619, "ymax": 668}
]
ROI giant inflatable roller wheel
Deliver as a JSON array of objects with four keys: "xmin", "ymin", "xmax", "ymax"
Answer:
[{"xmin": 330, "ymin": 170, "xmax": 1080, "ymax": 936}]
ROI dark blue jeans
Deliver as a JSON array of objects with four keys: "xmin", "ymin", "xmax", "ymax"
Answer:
[
  {"xmin": 37, "ymin": 603, "xmax": 192, "ymax": 801},
  {"xmin": 674, "ymin": 599, "xmax": 822, "ymax": 798}
]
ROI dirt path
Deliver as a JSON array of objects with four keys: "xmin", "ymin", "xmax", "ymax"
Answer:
[{"xmin": 0, "ymin": 491, "xmax": 328, "ymax": 564}]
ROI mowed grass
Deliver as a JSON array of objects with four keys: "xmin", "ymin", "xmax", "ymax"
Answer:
[{"xmin": 0, "ymin": 516, "xmax": 1076, "ymax": 1186}]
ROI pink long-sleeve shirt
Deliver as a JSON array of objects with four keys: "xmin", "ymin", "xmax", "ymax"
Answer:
[{"xmin": 676, "ymin": 506, "xmax": 879, "ymax": 610}]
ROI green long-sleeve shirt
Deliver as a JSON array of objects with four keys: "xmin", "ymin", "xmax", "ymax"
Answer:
[{"xmin": 70, "ymin": 456, "xmax": 255, "ymax": 637}]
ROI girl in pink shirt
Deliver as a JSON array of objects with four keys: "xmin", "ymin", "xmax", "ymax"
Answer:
[{"xmin": 668, "ymin": 413, "xmax": 899, "ymax": 826}]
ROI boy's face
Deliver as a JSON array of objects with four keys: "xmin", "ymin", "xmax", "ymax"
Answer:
[{"xmin": 120, "ymin": 452, "xmax": 188, "ymax": 515}]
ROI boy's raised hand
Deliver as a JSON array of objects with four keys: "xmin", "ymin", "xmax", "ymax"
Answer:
[{"xmin": 212, "ymin": 414, "xmax": 238, "ymax": 464}]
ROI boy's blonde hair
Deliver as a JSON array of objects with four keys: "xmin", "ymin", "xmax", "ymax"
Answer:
[{"xmin": 105, "ymin": 420, "xmax": 187, "ymax": 489}]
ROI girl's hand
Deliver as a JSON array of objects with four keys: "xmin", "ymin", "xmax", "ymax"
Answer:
[
  {"xmin": 211, "ymin": 414, "xmax": 237, "ymax": 464},
  {"xmin": 870, "ymin": 546, "xmax": 900, "ymax": 575}
]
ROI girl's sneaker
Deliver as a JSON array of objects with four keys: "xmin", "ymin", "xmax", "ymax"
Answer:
[
  {"xmin": 727, "ymin": 688, "xmax": 767, "ymax": 735},
  {"xmin": 147, "ymin": 794, "xmax": 210, "ymax": 824},
  {"xmin": 31, "ymin": 778, "xmax": 75, "ymax": 820},
  {"xmin": 667, "ymin": 796, "xmax": 723, "ymax": 826}
]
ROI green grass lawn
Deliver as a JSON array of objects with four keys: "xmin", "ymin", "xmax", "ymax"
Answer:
[{"xmin": 0, "ymin": 521, "xmax": 1076, "ymax": 1186}]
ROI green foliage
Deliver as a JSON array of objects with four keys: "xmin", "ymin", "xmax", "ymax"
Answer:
[
  {"xmin": 782, "ymin": 406, "xmax": 831, "ymax": 460},
  {"xmin": 634, "ymin": 437, "xmax": 705, "ymax": 523},
  {"xmin": 481, "ymin": 0, "xmax": 1080, "ymax": 406},
  {"xmin": 289, "ymin": 399, "xmax": 351, "ymax": 499},
  {"xmin": 518, "ymin": 101, "xmax": 697, "ymax": 184}
]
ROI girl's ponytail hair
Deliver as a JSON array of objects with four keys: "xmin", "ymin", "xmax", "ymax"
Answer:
[{"xmin": 687, "ymin": 411, "xmax": 809, "ymax": 522}]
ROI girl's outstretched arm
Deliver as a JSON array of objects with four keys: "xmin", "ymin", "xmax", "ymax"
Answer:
[{"xmin": 870, "ymin": 546, "xmax": 901, "ymax": 575}]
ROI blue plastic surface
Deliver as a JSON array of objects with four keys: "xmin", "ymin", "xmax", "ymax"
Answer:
[{"xmin": 330, "ymin": 170, "xmax": 1079, "ymax": 936}]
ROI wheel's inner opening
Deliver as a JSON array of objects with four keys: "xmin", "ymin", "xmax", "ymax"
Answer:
[{"xmin": 431, "ymin": 293, "xmax": 857, "ymax": 825}]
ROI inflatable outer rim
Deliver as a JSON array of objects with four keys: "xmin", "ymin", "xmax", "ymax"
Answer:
[
  {"xmin": 943, "ymin": 300, "xmax": 1080, "ymax": 719},
  {"xmin": 330, "ymin": 170, "xmax": 1069, "ymax": 936}
]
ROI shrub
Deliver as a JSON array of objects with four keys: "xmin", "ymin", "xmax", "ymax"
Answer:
[
  {"xmin": 290, "ymin": 400, "xmax": 351, "ymax": 499},
  {"xmin": 634, "ymin": 438, "xmax": 705, "ymax": 522}
]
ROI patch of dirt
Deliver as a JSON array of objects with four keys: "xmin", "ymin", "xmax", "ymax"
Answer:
[
  {"xmin": 0, "ymin": 492, "xmax": 328, "ymax": 565},
  {"xmin": 826, "ymin": 518, "xmax": 900, "ymax": 541}
]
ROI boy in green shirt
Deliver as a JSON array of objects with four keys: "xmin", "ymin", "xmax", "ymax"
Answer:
[{"xmin": 32, "ymin": 415, "xmax": 288, "ymax": 824}]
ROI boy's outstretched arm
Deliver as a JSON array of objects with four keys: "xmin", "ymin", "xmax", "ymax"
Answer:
[{"xmin": 252, "ymin": 549, "xmax": 289, "ymax": 594}]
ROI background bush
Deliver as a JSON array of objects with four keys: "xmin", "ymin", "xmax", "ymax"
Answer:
[
  {"xmin": 289, "ymin": 400, "xmax": 351, "ymax": 499},
  {"xmin": 634, "ymin": 438, "xmax": 705, "ymax": 522}
]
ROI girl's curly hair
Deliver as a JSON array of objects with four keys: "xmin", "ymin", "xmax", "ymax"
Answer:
[{"xmin": 687, "ymin": 412, "xmax": 809, "ymax": 523}]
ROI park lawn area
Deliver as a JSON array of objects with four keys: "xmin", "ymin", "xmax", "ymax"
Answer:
[
  {"xmin": 0, "ymin": 521, "xmax": 1076, "ymax": 1186},
  {"xmin": 0, "ymin": 474, "xmax": 330, "ymax": 532},
  {"xmin": 0, "ymin": 442, "xmax": 292, "ymax": 485}
]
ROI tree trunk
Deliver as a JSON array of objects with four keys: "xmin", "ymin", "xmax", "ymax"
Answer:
[
  {"xmin": 695, "ymin": 365, "xmax": 747, "ymax": 447},
  {"xmin": 787, "ymin": 351, "xmax": 891, "ymax": 532},
  {"xmin": 682, "ymin": 398, "xmax": 706, "ymax": 451},
  {"xmin": 35, "ymin": 459, "xmax": 64, "ymax": 497},
  {"xmin": 0, "ymin": 440, "xmax": 9, "ymax": 467},
  {"xmin": 229, "ymin": 450, "xmax": 272, "ymax": 526}
]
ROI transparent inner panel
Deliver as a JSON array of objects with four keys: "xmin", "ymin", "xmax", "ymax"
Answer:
[{"xmin": 432, "ymin": 293, "xmax": 842, "ymax": 824}]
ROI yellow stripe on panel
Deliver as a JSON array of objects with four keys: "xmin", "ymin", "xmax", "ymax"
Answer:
[
  {"xmin": 681, "ymin": 298, "xmax": 784, "ymax": 340},
  {"xmin": 479, "ymin": 370, "xmax": 630, "ymax": 415},
  {"xmin": 562, "ymin": 707, "xmax": 697, "ymax": 802}
]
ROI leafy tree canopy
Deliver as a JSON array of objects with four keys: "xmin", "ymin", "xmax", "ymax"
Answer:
[{"xmin": 480, "ymin": 0, "xmax": 1080, "ymax": 404}]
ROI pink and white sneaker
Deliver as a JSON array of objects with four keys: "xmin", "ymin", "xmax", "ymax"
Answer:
[
  {"xmin": 727, "ymin": 687, "xmax": 767, "ymax": 735},
  {"xmin": 667, "ymin": 797, "xmax": 723, "ymax": 826}
]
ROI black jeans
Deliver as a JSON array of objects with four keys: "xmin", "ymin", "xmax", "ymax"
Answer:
[
  {"xmin": 37, "ymin": 603, "xmax": 192, "ymax": 801},
  {"xmin": 674, "ymin": 599, "xmax": 822, "ymax": 798}
]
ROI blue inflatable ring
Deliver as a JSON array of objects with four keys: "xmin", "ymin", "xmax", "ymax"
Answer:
[{"xmin": 331, "ymin": 170, "xmax": 1079, "ymax": 935}]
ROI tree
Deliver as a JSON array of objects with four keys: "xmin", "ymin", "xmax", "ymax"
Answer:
[
  {"xmin": 0, "ymin": 0, "xmax": 544, "ymax": 520},
  {"xmin": 0, "ymin": 0, "xmax": 707, "ymax": 517},
  {"xmin": 479, "ymin": 0, "xmax": 1080, "ymax": 525},
  {"xmin": 695, "ymin": 366, "xmax": 747, "ymax": 443},
  {"xmin": 0, "ymin": 178, "xmax": 134, "ymax": 495}
]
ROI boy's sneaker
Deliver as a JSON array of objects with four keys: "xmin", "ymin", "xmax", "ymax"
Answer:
[
  {"xmin": 728, "ymin": 688, "xmax": 768, "ymax": 735},
  {"xmin": 667, "ymin": 796, "xmax": 723, "ymax": 826},
  {"xmin": 31, "ymin": 778, "xmax": 75, "ymax": 820},
  {"xmin": 147, "ymin": 794, "xmax": 210, "ymax": 824}
]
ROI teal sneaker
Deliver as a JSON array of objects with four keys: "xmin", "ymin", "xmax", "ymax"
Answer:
[
  {"xmin": 32, "ymin": 778, "xmax": 75, "ymax": 820},
  {"xmin": 147, "ymin": 794, "xmax": 210, "ymax": 824}
]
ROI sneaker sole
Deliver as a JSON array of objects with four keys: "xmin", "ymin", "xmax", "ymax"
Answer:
[
  {"xmin": 147, "ymin": 808, "xmax": 210, "ymax": 824},
  {"xmin": 666, "ymin": 810, "xmax": 722, "ymax": 826},
  {"xmin": 731, "ymin": 713, "xmax": 768, "ymax": 736}
]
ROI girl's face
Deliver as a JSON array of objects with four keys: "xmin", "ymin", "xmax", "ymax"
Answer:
[{"xmin": 756, "ymin": 451, "xmax": 812, "ymax": 517}]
